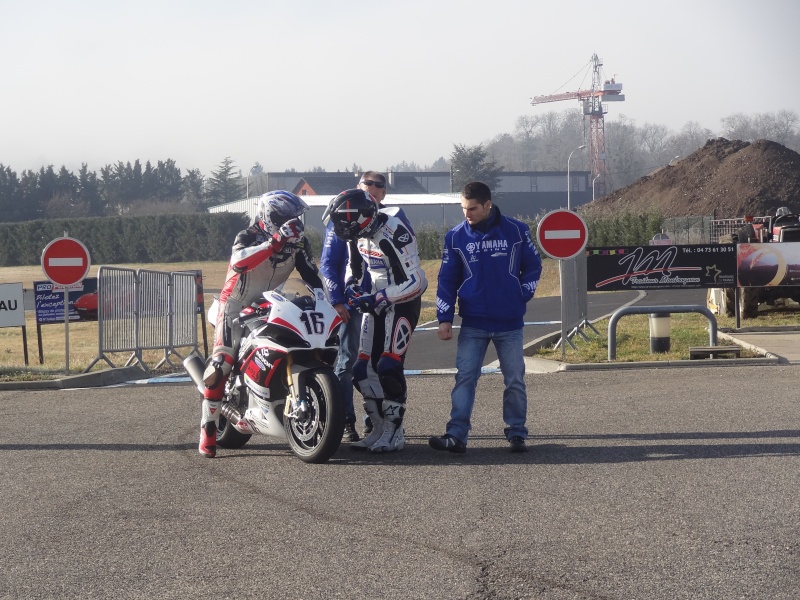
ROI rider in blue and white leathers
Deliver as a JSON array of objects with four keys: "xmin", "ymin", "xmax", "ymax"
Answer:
[{"xmin": 326, "ymin": 188, "xmax": 427, "ymax": 453}]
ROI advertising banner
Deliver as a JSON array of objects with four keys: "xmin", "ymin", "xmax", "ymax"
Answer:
[
  {"xmin": 34, "ymin": 278, "xmax": 98, "ymax": 324},
  {"xmin": 0, "ymin": 283, "xmax": 26, "ymax": 328},
  {"xmin": 586, "ymin": 244, "xmax": 737, "ymax": 291},
  {"xmin": 737, "ymin": 242, "xmax": 800, "ymax": 287}
]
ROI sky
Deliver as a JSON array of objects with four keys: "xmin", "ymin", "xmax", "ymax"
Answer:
[{"xmin": 1, "ymin": 0, "xmax": 798, "ymax": 178}]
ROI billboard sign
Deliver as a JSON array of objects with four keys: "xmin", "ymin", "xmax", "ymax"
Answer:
[
  {"xmin": 586, "ymin": 244, "xmax": 738, "ymax": 291},
  {"xmin": 0, "ymin": 283, "xmax": 26, "ymax": 328},
  {"xmin": 737, "ymin": 242, "xmax": 800, "ymax": 287},
  {"xmin": 34, "ymin": 278, "xmax": 98, "ymax": 324}
]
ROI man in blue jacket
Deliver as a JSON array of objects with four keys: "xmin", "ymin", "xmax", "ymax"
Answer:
[
  {"xmin": 321, "ymin": 170, "xmax": 391, "ymax": 442},
  {"xmin": 429, "ymin": 181, "xmax": 542, "ymax": 454}
]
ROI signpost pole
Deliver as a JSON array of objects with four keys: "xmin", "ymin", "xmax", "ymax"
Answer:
[
  {"xmin": 64, "ymin": 288, "xmax": 70, "ymax": 373},
  {"xmin": 41, "ymin": 235, "xmax": 91, "ymax": 374}
]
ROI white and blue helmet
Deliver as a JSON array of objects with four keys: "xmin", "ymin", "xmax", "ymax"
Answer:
[{"xmin": 256, "ymin": 190, "xmax": 309, "ymax": 235}]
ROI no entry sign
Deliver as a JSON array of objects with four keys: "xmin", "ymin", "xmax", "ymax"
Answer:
[
  {"xmin": 536, "ymin": 209, "xmax": 588, "ymax": 260},
  {"xmin": 41, "ymin": 237, "xmax": 91, "ymax": 287}
]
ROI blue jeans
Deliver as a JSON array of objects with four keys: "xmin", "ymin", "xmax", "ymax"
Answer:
[
  {"xmin": 335, "ymin": 313, "xmax": 362, "ymax": 424},
  {"xmin": 447, "ymin": 326, "xmax": 528, "ymax": 444}
]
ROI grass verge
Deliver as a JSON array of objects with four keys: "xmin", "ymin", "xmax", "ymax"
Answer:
[
  {"xmin": 532, "ymin": 306, "xmax": 799, "ymax": 363},
  {"xmin": 1, "ymin": 258, "xmax": 798, "ymax": 377}
]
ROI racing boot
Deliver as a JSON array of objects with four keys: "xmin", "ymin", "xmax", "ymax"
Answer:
[
  {"xmin": 351, "ymin": 399, "xmax": 384, "ymax": 451},
  {"xmin": 198, "ymin": 398, "xmax": 220, "ymax": 458},
  {"xmin": 369, "ymin": 400, "xmax": 405, "ymax": 453}
]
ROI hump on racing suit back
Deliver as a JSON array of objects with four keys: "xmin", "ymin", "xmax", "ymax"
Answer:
[{"xmin": 380, "ymin": 205, "xmax": 415, "ymax": 235}]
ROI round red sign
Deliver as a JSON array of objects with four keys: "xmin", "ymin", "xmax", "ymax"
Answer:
[
  {"xmin": 41, "ymin": 237, "xmax": 91, "ymax": 287},
  {"xmin": 536, "ymin": 209, "xmax": 588, "ymax": 260}
]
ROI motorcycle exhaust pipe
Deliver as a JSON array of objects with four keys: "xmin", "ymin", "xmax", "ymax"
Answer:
[
  {"xmin": 183, "ymin": 354, "xmax": 206, "ymax": 395},
  {"xmin": 220, "ymin": 403, "xmax": 243, "ymax": 426}
]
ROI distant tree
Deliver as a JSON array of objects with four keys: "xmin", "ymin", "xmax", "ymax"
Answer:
[
  {"xmin": 605, "ymin": 115, "xmax": 646, "ymax": 190},
  {"xmin": 514, "ymin": 115, "xmax": 537, "ymax": 141},
  {"xmin": 77, "ymin": 163, "xmax": 105, "ymax": 216},
  {"xmin": 182, "ymin": 168, "xmax": 206, "ymax": 208},
  {"xmin": 130, "ymin": 160, "xmax": 144, "ymax": 202},
  {"xmin": 485, "ymin": 133, "xmax": 532, "ymax": 171},
  {"xmin": 250, "ymin": 162, "xmax": 264, "ymax": 175},
  {"xmin": 722, "ymin": 110, "xmax": 799, "ymax": 148},
  {"xmin": 55, "ymin": 165, "xmax": 78, "ymax": 198},
  {"xmin": 389, "ymin": 160, "xmax": 423, "ymax": 172},
  {"xmin": 449, "ymin": 143, "xmax": 503, "ymax": 191},
  {"xmin": 428, "ymin": 156, "xmax": 448, "ymax": 171},
  {"xmin": 99, "ymin": 164, "xmax": 122, "ymax": 213},
  {"xmin": 720, "ymin": 113, "xmax": 757, "ymax": 142},
  {"xmin": 0, "ymin": 165, "xmax": 23, "ymax": 222},
  {"xmin": 667, "ymin": 121, "xmax": 715, "ymax": 164},
  {"xmin": 639, "ymin": 123, "xmax": 671, "ymax": 156},
  {"xmin": 156, "ymin": 159, "xmax": 183, "ymax": 202},
  {"xmin": 142, "ymin": 161, "xmax": 159, "ymax": 201},
  {"xmin": 18, "ymin": 169, "xmax": 42, "ymax": 220},
  {"xmin": 206, "ymin": 157, "xmax": 245, "ymax": 205},
  {"xmin": 311, "ymin": 166, "xmax": 326, "ymax": 173},
  {"xmin": 46, "ymin": 193, "xmax": 88, "ymax": 218}
]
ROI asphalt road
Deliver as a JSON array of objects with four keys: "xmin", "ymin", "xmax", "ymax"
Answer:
[{"xmin": 2, "ymin": 364, "xmax": 799, "ymax": 599}]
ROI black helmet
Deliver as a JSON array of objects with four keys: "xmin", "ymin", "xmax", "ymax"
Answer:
[{"xmin": 327, "ymin": 189, "xmax": 380, "ymax": 240}]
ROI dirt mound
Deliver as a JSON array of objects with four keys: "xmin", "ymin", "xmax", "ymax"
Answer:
[{"xmin": 584, "ymin": 138, "xmax": 800, "ymax": 218}]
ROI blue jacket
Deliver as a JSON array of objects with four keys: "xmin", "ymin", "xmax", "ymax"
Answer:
[
  {"xmin": 320, "ymin": 222, "xmax": 351, "ymax": 306},
  {"xmin": 436, "ymin": 206, "xmax": 542, "ymax": 332}
]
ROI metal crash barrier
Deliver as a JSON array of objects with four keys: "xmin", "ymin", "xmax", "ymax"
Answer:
[
  {"xmin": 607, "ymin": 305, "xmax": 718, "ymax": 361},
  {"xmin": 85, "ymin": 266, "xmax": 201, "ymax": 373}
]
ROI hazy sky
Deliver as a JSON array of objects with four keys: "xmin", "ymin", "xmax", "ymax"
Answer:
[{"xmin": 2, "ymin": 0, "xmax": 798, "ymax": 178}]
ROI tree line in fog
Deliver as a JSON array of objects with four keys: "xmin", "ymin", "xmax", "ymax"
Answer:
[{"xmin": 1, "ymin": 109, "xmax": 796, "ymax": 223}]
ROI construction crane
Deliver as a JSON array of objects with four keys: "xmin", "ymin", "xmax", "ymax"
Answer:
[{"xmin": 530, "ymin": 54, "xmax": 624, "ymax": 198}]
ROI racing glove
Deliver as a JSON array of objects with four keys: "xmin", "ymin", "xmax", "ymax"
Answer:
[
  {"xmin": 351, "ymin": 289, "xmax": 390, "ymax": 316},
  {"xmin": 274, "ymin": 218, "xmax": 304, "ymax": 247},
  {"xmin": 345, "ymin": 282, "xmax": 367, "ymax": 310}
]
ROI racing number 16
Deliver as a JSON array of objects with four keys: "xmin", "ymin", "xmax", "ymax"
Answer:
[{"xmin": 300, "ymin": 312, "xmax": 325, "ymax": 335}]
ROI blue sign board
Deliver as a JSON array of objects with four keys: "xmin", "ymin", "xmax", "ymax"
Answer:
[{"xmin": 34, "ymin": 278, "xmax": 98, "ymax": 324}]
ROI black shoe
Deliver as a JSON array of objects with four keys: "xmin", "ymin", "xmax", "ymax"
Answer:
[
  {"xmin": 509, "ymin": 435, "xmax": 528, "ymax": 453},
  {"xmin": 428, "ymin": 434, "xmax": 466, "ymax": 454},
  {"xmin": 342, "ymin": 422, "xmax": 360, "ymax": 443},
  {"xmin": 362, "ymin": 415, "xmax": 373, "ymax": 436}
]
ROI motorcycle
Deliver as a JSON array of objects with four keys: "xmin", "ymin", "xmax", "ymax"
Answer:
[{"xmin": 184, "ymin": 277, "xmax": 345, "ymax": 463}]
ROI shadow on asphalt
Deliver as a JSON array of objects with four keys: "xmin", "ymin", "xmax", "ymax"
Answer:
[{"xmin": 6, "ymin": 430, "xmax": 798, "ymax": 465}]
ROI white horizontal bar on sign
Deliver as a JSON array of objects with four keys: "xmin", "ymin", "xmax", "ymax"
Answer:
[
  {"xmin": 49, "ymin": 258, "xmax": 84, "ymax": 266},
  {"xmin": 544, "ymin": 230, "xmax": 581, "ymax": 239}
]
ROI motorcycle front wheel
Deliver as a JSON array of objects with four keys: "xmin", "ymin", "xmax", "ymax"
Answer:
[{"xmin": 284, "ymin": 369, "xmax": 344, "ymax": 463}]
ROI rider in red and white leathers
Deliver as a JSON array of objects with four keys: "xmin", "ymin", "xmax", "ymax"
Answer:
[
  {"xmin": 199, "ymin": 191, "xmax": 323, "ymax": 458},
  {"xmin": 326, "ymin": 188, "xmax": 427, "ymax": 453}
]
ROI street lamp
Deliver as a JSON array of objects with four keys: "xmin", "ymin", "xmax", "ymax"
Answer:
[
  {"xmin": 449, "ymin": 165, "xmax": 459, "ymax": 193},
  {"xmin": 592, "ymin": 173, "xmax": 601, "ymax": 202},
  {"xmin": 567, "ymin": 144, "xmax": 586, "ymax": 210}
]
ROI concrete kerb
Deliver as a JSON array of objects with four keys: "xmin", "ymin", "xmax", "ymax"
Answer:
[{"xmin": 0, "ymin": 366, "xmax": 148, "ymax": 391}]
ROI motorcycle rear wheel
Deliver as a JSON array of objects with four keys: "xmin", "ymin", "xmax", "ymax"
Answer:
[{"xmin": 284, "ymin": 369, "xmax": 344, "ymax": 463}]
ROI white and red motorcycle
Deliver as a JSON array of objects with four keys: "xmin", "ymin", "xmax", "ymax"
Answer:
[{"xmin": 184, "ymin": 278, "xmax": 345, "ymax": 463}]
